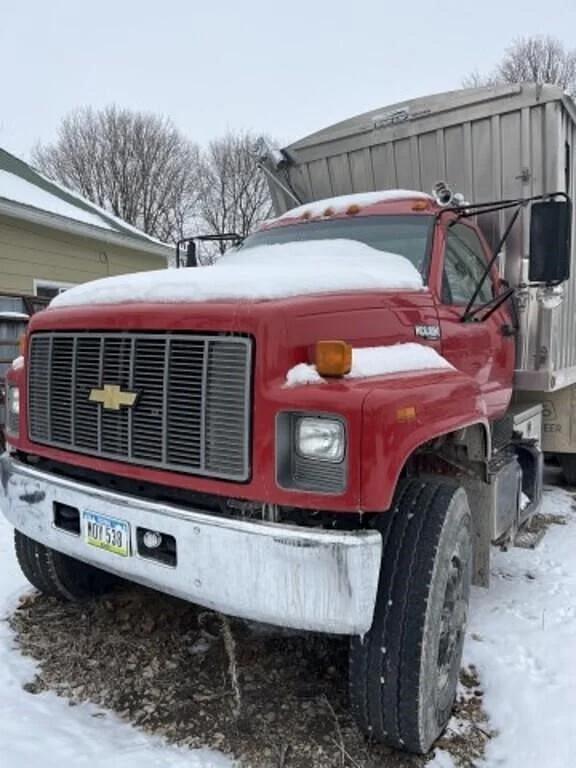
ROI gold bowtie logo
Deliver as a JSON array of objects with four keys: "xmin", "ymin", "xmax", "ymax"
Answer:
[{"xmin": 89, "ymin": 385, "xmax": 138, "ymax": 411}]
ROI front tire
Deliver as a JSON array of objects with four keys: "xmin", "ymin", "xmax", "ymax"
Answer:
[
  {"xmin": 349, "ymin": 478, "xmax": 473, "ymax": 754},
  {"xmin": 14, "ymin": 530, "xmax": 116, "ymax": 601}
]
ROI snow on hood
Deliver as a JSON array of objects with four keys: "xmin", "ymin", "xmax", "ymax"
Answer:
[
  {"xmin": 50, "ymin": 239, "xmax": 423, "ymax": 309},
  {"xmin": 272, "ymin": 189, "xmax": 432, "ymax": 222},
  {"xmin": 285, "ymin": 343, "xmax": 454, "ymax": 386}
]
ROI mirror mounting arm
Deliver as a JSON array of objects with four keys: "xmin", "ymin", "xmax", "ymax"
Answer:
[
  {"xmin": 435, "ymin": 191, "xmax": 569, "ymax": 222},
  {"xmin": 468, "ymin": 287, "xmax": 517, "ymax": 324},
  {"xmin": 460, "ymin": 206, "xmax": 522, "ymax": 323}
]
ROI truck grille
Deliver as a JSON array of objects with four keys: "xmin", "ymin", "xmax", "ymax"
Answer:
[{"xmin": 28, "ymin": 332, "xmax": 252, "ymax": 481}]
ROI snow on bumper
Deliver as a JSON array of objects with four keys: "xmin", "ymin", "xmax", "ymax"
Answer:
[{"xmin": 0, "ymin": 456, "xmax": 382, "ymax": 634}]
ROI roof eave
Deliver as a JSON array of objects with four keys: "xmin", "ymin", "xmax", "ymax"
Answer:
[{"xmin": 0, "ymin": 198, "xmax": 172, "ymax": 260}]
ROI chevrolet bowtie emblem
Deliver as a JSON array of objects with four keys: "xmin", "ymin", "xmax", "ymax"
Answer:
[{"xmin": 89, "ymin": 385, "xmax": 138, "ymax": 411}]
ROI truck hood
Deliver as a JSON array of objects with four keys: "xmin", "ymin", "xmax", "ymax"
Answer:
[
  {"xmin": 277, "ymin": 291, "xmax": 437, "ymax": 351},
  {"xmin": 30, "ymin": 289, "xmax": 438, "ymax": 384}
]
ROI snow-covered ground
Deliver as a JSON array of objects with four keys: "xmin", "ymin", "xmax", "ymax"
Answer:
[
  {"xmin": 461, "ymin": 482, "xmax": 576, "ymax": 768},
  {"xmin": 1, "ymin": 482, "xmax": 575, "ymax": 767},
  {"xmin": 0, "ymin": 515, "xmax": 232, "ymax": 768}
]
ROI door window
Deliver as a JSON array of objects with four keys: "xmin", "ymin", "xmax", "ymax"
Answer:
[{"xmin": 443, "ymin": 224, "xmax": 493, "ymax": 305}]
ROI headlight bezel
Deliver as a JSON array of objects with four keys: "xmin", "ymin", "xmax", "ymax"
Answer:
[
  {"xmin": 295, "ymin": 415, "xmax": 346, "ymax": 464},
  {"xmin": 276, "ymin": 411, "xmax": 348, "ymax": 494}
]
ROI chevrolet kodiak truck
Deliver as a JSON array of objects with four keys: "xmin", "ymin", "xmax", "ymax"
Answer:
[{"xmin": 2, "ymin": 84, "xmax": 576, "ymax": 754}]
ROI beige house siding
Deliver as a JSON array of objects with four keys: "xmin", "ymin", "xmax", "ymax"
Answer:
[{"xmin": 0, "ymin": 213, "xmax": 167, "ymax": 295}]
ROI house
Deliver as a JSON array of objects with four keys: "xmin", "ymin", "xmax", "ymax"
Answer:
[{"xmin": 0, "ymin": 147, "xmax": 171, "ymax": 300}]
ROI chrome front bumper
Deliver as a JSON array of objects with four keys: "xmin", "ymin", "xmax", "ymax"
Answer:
[{"xmin": 0, "ymin": 455, "xmax": 382, "ymax": 634}]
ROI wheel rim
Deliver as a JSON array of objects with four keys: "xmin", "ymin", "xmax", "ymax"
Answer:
[{"xmin": 436, "ymin": 543, "xmax": 469, "ymax": 698}]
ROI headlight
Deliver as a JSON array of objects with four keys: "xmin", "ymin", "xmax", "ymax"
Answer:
[
  {"xmin": 6, "ymin": 385, "xmax": 20, "ymax": 436},
  {"xmin": 8, "ymin": 385, "xmax": 20, "ymax": 416},
  {"xmin": 296, "ymin": 417, "xmax": 345, "ymax": 463}
]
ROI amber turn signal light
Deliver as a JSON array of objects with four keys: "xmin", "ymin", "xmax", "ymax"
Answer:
[
  {"xmin": 396, "ymin": 406, "xmax": 417, "ymax": 422},
  {"xmin": 315, "ymin": 340, "xmax": 352, "ymax": 377},
  {"xmin": 18, "ymin": 333, "xmax": 27, "ymax": 356}
]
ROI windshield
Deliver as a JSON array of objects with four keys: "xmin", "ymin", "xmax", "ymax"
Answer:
[{"xmin": 239, "ymin": 215, "xmax": 434, "ymax": 279}]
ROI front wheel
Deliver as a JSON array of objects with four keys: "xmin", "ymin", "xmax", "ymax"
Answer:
[
  {"xmin": 349, "ymin": 478, "xmax": 473, "ymax": 754},
  {"xmin": 14, "ymin": 530, "xmax": 117, "ymax": 601}
]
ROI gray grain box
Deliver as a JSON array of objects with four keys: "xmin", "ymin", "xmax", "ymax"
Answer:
[{"xmin": 272, "ymin": 84, "xmax": 576, "ymax": 394}]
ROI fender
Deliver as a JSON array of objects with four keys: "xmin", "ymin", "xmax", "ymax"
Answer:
[{"xmin": 361, "ymin": 368, "xmax": 489, "ymax": 511}]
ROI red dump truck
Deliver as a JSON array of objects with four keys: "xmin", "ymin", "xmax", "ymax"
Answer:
[{"xmin": 1, "ymin": 84, "xmax": 575, "ymax": 754}]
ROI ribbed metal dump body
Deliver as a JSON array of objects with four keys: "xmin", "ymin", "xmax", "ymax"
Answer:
[
  {"xmin": 272, "ymin": 84, "xmax": 576, "ymax": 392},
  {"xmin": 28, "ymin": 332, "xmax": 252, "ymax": 481}
]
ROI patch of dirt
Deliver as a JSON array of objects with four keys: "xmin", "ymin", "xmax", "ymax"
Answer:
[
  {"xmin": 9, "ymin": 586, "xmax": 489, "ymax": 767},
  {"xmin": 529, "ymin": 512, "xmax": 567, "ymax": 531},
  {"xmin": 436, "ymin": 666, "xmax": 495, "ymax": 767}
]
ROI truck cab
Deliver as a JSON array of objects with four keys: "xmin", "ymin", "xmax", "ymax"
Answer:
[{"xmin": 249, "ymin": 191, "xmax": 515, "ymax": 418}]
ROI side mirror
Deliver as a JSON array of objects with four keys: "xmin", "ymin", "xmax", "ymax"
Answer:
[
  {"xmin": 175, "ymin": 238, "xmax": 198, "ymax": 268},
  {"xmin": 185, "ymin": 241, "xmax": 197, "ymax": 268},
  {"xmin": 529, "ymin": 199, "xmax": 572, "ymax": 284}
]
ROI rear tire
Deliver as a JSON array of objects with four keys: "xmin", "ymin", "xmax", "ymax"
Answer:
[
  {"xmin": 349, "ymin": 478, "xmax": 473, "ymax": 754},
  {"xmin": 559, "ymin": 454, "xmax": 576, "ymax": 486},
  {"xmin": 14, "ymin": 530, "xmax": 116, "ymax": 601}
]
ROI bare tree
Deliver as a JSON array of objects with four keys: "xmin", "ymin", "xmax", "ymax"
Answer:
[
  {"xmin": 195, "ymin": 132, "xmax": 273, "ymax": 254},
  {"xmin": 463, "ymin": 36, "xmax": 576, "ymax": 96},
  {"xmin": 462, "ymin": 70, "xmax": 499, "ymax": 89},
  {"xmin": 33, "ymin": 106, "xmax": 201, "ymax": 242}
]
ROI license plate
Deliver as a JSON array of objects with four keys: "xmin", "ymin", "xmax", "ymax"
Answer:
[{"xmin": 83, "ymin": 511, "xmax": 130, "ymax": 557}]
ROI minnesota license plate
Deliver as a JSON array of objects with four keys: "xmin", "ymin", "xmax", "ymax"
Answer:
[{"xmin": 83, "ymin": 511, "xmax": 130, "ymax": 557}]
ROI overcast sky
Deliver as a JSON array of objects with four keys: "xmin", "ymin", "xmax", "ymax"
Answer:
[{"xmin": 2, "ymin": 0, "xmax": 576, "ymax": 160}]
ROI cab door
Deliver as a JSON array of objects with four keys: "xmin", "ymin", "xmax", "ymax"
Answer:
[{"xmin": 434, "ymin": 219, "xmax": 515, "ymax": 420}]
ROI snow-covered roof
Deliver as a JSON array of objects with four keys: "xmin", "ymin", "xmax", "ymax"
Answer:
[
  {"xmin": 0, "ymin": 148, "xmax": 171, "ymax": 258},
  {"xmin": 273, "ymin": 190, "xmax": 432, "ymax": 222},
  {"xmin": 50, "ymin": 239, "xmax": 423, "ymax": 309}
]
